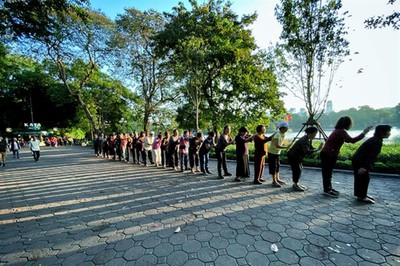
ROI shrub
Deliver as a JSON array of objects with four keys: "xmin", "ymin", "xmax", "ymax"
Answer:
[{"xmin": 212, "ymin": 142, "xmax": 399, "ymax": 174}]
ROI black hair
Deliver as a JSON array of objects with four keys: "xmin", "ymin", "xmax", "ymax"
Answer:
[
  {"xmin": 238, "ymin": 126, "xmax": 249, "ymax": 133},
  {"xmin": 256, "ymin": 125, "xmax": 264, "ymax": 133},
  {"xmin": 305, "ymin": 126, "xmax": 318, "ymax": 134},
  {"xmin": 208, "ymin": 131, "xmax": 215, "ymax": 137},
  {"xmin": 223, "ymin": 125, "xmax": 230, "ymax": 133},
  {"xmin": 374, "ymin": 125, "xmax": 391, "ymax": 138},
  {"xmin": 335, "ymin": 116, "xmax": 353, "ymax": 130}
]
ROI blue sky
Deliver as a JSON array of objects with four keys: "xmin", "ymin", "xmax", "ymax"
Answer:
[{"xmin": 90, "ymin": 0, "xmax": 400, "ymax": 112}]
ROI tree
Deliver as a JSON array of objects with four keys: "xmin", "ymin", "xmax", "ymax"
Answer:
[
  {"xmin": 113, "ymin": 8, "xmax": 178, "ymax": 132},
  {"xmin": 364, "ymin": 0, "xmax": 400, "ymax": 30},
  {"xmin": 0, "ymin": 0, "xmax": 89, "ymax": 39},
  {"xmin": 274, "ymin": 0, "xmax": 350, "ymax": 130},
  {"xmin": 12, "ymin": 9, "xmax": 116, "ymax": 137},
  {"xmin": 155, "ymin": 0, "xmax": 284, "ymax": 132},
  {"xmin": 0, "ymin": 45, "xmax": 78, "ymax": 131}
]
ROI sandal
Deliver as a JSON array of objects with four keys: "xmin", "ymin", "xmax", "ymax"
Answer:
[
  {"xmin": 367, "ymin": 195, "xmax": 375, "ymax": 201},
  {"xmin": 358, "ymin": 197, "xmax": 375, "ymax": 204}
]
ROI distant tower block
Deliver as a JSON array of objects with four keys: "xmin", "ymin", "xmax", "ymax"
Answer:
[{"xmin": 326, "ymin": 100, "xmax": 333, "ymax": 113}]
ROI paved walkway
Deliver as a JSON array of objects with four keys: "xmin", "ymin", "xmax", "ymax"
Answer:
[{"xmin": 0, "ymin": 146, "xmax": 399, "ymax": 266}]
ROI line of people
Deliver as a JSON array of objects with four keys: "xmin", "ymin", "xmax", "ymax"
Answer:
[{"xmin": 93, "ymin": 116, "xmax": 392, "ymax": 205}]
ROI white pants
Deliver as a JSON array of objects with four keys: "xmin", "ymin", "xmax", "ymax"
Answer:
[{"xmin": 153, "ymin": 148, "xmax": 161, "ymax": 166}]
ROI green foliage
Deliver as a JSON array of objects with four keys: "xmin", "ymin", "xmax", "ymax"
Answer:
[
  {"xmin": 155, "ymin": 0, "xmax": 285, "ymax": 130},
  {"xmin": 113, "ymin": 8, "xmax": 177, "ymax": 131},
  {"xmin": 0, "ymin": 0, "xmax": 89, "ymax": 39},
  {"xmin": 64, "ymin": 127, "xmax": 86, "ymax": 139},
  {"xmin": 0, "ymin": 48, "xmax": 78, "ymax": 131}
]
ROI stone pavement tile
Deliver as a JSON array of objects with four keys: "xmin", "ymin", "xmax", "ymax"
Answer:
[
  {"xmin": 92, "ymin": 249, "xmax": 116, "ymax": 264},
  {"xmin": 61, "ymin": 252, "xmax": 86, "ymax": 266},
  {"xmin": 1, "ymin": 146, "xmax": 400, "ymax": 265}
]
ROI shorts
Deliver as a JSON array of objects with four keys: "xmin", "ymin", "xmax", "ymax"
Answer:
[{"xmin": 268, "ymin": 153, "xmax": 280, "ymax": 175}]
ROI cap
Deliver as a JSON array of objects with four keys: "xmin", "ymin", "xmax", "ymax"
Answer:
[
  {"xmin": 278, "ymin": 121, "xmax": 289, "ymax": 128},
  {"xmin": 149, "ymin": 131, "xmax": 154, "ymax": 135}
]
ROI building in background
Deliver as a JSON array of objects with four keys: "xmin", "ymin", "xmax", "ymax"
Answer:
[{"xmin": 326, "ymin": 100, "xmax": 333, "ymax": 113}]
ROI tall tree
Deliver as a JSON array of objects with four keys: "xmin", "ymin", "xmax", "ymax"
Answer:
[
  {"xmin": 12, "ymin": 9, "xmax": 116, "ymax": 136},
  {"xmin": 113, "ymin": 9, "xmax": 177, "ymax": 132},
  {"xmin": 155, "ymin": 0, "xmax": 284, "ymax": 131},
  {"xmin": 274, "ymin": 0, "xmax": 350, "ymax": 127},
  {"xmin": 0, "ymin": 46, "xmax": 77, "ymax": 131}
]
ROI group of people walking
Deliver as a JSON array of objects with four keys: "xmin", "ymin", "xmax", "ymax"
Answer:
[
  {"xmin": 0, "ymin": 135, "xmax": 42, "ymax": 166},
  {"xmin": 93, "ymin": 116, "xmax": 391, "ymax": 204}
]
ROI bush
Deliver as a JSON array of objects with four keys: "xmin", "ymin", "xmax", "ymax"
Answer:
[{"xmin": 212, "ymin": 142, "xmax": 399, "ymax": 174}]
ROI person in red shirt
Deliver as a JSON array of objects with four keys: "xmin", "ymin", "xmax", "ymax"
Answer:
[{"xmin": 320, "ymin": 116, "xmax": 373, "ymax": 197}]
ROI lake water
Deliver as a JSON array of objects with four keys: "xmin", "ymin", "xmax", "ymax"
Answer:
[{"xmin": 282, "ymin": 127, "xmax": 400, "ymax": 143}]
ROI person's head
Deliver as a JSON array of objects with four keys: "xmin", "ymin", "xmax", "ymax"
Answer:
[
  {"xmin": 208, "ymin": 131, "xmax": 215, "ymax": 139},
  {"xmin": 305, "ymin": 126, "xmax": 318, "ymax": 140},
  {"xmin": 256, "ymin": 125, "xmax": 266, "ymax": 134},
  {"xmin": 149, "ymin": 131, "xmax": 154, "ymax": 137},
  {"xmin": 196, "ymin": 131, "xmax": 203, "ymax": 139},
  {"xmin": 158, "ymin": 133, "xmax": 162, "ymax": 139},
  {"xmin": 223, "ymin": 125, "xmax": 231, "ymax": 135},
  {"xmin": 277, "ymin": 121, "xmax": 289, "ymax": 133},
  {"xmin": 238, "ymin": 126, "xmax": 249, "ymax": 136},
  {"xmin": 164, "ymin": 130, "xmax": 170, "ymax": 138},
  {"xmin": 373, "ymin": 125, "xmax": 391, "ymax": 139},
  {"xmin": 140, "ymin": 131, "xmax": 145, "ymax": 137},
  {"xmin": 183, "ymin": 130, "xmax": 189, "ymax": 137},
  {"xmin": 335, "ymin": 116, "xmax": 353, "ymax": 130},
  {"xmin": 173, "ymin": 129, "xmax": 179, "ymax": 136}
]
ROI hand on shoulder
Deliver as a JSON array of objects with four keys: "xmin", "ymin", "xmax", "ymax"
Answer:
[{"xmin": 363, "ymin": 126, "xmax": 374, "ymax": 135}]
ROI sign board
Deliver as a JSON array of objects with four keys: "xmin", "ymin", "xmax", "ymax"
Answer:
[{"xmin": 24, "ymin": 123, "xmax": 41, "ymax": 130}]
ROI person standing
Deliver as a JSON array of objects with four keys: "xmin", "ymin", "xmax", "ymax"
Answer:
[
  {"xmin": 119, "ymin": 133, "xmax": 128, "ymax": 162},
  {"xmin": 253, "ymin": 125, "xmax": 274, "ymax": 184},
  {"xmin": 93, "ymin": 134, "xmax": 100, "ymax": 157},
  {"xmin": 161, "ymin": 131, "xmax": 170, "ymax": 168},
  {"xmin": 168, "ymin": 129, "xmax": 180, "ymax": 170},
  {"xmin": 352, "ymin": 125, "xmax": 391, "ymax": 204},
  {"xmin": 234, "ymin": 127, "xmax": 254, "ymax": 182},
  {"xmin": 144, "ymin": 131, "xmax": 155, "ymax": 164},
  {"xmin": 137, "ymin": 131, "xmax": 147, "ymax": 165},
  {"xmin": 152, "ymin": 133, "xmax": 163, "ymax": 167},
  {"xmin": 29, "ymin": 136, "xmax": 41, "ymax": 162},
  {"xmin": 287, "ymin": 127, "xmax": 323, "ymax": 191},
  {"xmin": 268, "ymin": 121, "xmax": 290, "ymax": 187},
  {"xmin": 0, "ymin": 137, "xmax": 8, "ymax": 167},
  {"xmin": 215, "ymin": 125, "xmax": 235, "ymax": 179},
  {"xmin": 10, "ymin": 137, "xmax": 21, "ymax": 159},
  {"xmin": 320, "ymin": 116, "xmax": 373, "ymax": 197},
  {"xmin": 189, "ymin": 131, "xmax": 203, "ymax": 173},
  {"xmin": 101, "ymin": 134, "xmax": 109, "ymax": 159},
  {"xmin": 179, "ymin": 130, "xmax": 190, "ymax": 172},
  {"xmin": 199, "ymin": 131, "xmax": 215, "ymax": 175},
  {"xmin": 131, "ymin": 131, "xmax": 139, "ymax": 164}
]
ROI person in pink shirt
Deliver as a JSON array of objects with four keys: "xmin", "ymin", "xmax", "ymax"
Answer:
[
  {"xmin": 152, "ymin": 133, "xmax": 163, "ymax": 167},
  {"xmin": 320, "ymin": 116, "xmax": 373, "ymax": 197}
]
